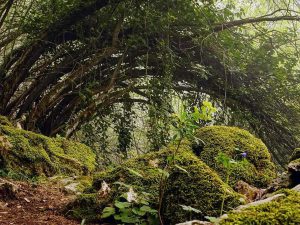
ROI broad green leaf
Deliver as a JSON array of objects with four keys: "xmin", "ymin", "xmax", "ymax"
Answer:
[
  {"xmin": 140, "ymin": 205, "xmax": 157, "ymax": 213},
  {"xmin": 132, "ymin": 207, "xmax": 146, "ymax": 216},
  {"xmin": 101, "ymin": 207, "xmax": 115, "ymax": 218},
  {"xmin": 115, "ymin": 201, "xmax": 131, "ymax": 209},
  {"xmin": 205, "ymin": 216, "xmax": 219, "ymax": 223}
]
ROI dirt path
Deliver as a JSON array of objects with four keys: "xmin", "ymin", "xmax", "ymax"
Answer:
[{"xmin": 0, "ymin": 178, "xmax": 81, "ymax": 225}]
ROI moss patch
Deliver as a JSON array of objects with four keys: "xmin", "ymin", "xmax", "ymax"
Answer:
[
  {"xmin": 220, "ymin": 189, "xmax": 300, "ymax": 225},
  {"xmin": 195, "ymin": 126, "xmax": 276, "ymax": 187},
  {"xmin": 0, "ymin": 115, "xmax": 13, "ymax": 126},
  {"xmin": 161, "ymin": 145, "xmax": 244, "ymax": 224},
  {"xmin": 0, "ymin": 117, "xmax": 96, "ymax": 178},
  {"xmin": 66, "ymin": 193, "xmax": 100, "ymax": 221},
  {"xmin": 68, "ymin": 143, "xmax": 244, "ymax": 223}
]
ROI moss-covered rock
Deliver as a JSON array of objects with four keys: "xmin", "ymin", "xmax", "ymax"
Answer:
[
  {"xmin": 66, "ymin": 193, "xmax": 99, "ymax": 221},
  {"xmin": 161, "ymin": 146, "xmax": 244, "ymax": 224},
  {"xmin": 290, "ymin": 148, "xmax": 300, "ymax": 162},
  {"xmin": 219, "ymin": 189, "xmax": 300, "ymax": 225},
  {"xmin": 67, "ymin": 143, "xmax": 244, "ymax": 223},
  {"xmin": 0, "ymin": 117, "xmax": 96, "ymax": 178},
  {"xmin": 195, "ymin": 126, "xmax": 276, "ymax": 187}
]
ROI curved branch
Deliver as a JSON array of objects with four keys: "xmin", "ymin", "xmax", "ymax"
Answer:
[{"xmin": 214, "ymin": 15, "xmax": 300, "ymax": 32}]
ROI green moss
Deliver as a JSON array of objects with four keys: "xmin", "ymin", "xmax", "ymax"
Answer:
[
  {"xmin": 0, "ymin": 121, "xmax": 96, "ymax": 178},
  {"xmin": 161, "ymin": 145, "xmax": 243, "ymax": 224},
  {"xmin": 195, "ymin": 126, "xmax": 276, "ymax": 187},
  {"xmin": 290, "ymin": 148, "xmax": 300, "ymax": 162},
  {"xmin": 65, "ymin": 193, "xmax": 100, "ymax": 221},
  {"xmin": 69, "ymin": 143, "xmax": 244, "ymax": 223},
  {"xmin": 220, "ymin": 190, "xmax": 300, "ymax": 225},
  {"xmin": 0, "ymin": 115, "xmax": 13, "ymax": 127}
]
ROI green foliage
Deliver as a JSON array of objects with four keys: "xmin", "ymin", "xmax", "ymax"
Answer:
[
  {"xmin": 114, "ymin": 99, "xmax": 135, "ymax": 158},
  {"xmin": 147, "ymin": 77, "xmax": 173, "ymax": 151},
  {"xmin": 171, "ymin": 102, "xmax": 216, "ymax": 143},
  {"xmin": 80, "ymin": 115, "xmax": 111, "ymax": 168},
  {"xmin": 195, "ymin": 126, "xmax": 276, "ymax": 187},
  {"xmin": 215, "ymin": 152, "xmax": 248, "ymax": 216},
  {"xmin": 101, "ymin": 187, "xmax": 158, "ymax": 224}
]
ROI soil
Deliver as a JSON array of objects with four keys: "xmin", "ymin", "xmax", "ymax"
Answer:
[{"xmin": 0, "ymin": 178, "xmax": 81, "ymax": 225}]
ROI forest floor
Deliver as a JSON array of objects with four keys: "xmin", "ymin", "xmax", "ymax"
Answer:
[{"xmin": 0, "ymin": 178, "xmax": 81, "ymax": 225}]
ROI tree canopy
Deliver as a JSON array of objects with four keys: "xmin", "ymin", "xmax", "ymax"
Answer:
[{"xmin": 0, "ymin": 0, "xmax": 300, "ymax": 166}]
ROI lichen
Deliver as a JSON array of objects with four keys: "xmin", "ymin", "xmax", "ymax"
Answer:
[
  {"xmin": 219, "ymin": 189, "xmax": 300, "ymax": 225},
  {"xmin": 0, "ymin": 117, "xmax": 96, "ymax": 178},
  {"xmin": 68, "ymin": 143, "xmax": 244, "ymax": 223},
  {"xmin": 195, "ymin": 126, "xmax": 276, "ymax": 188}
]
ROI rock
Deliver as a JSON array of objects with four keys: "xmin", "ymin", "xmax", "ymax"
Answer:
[
  {"xmin": 288, "ymin": 159, "xmax": 300, "ymax": 187},
  {"xmin": 266, "ymin": 172, "xmax": 290, "ymax": 193},
  {"xmin": 235, "ymin": 193, "xmax": 285, "ymax": 211},
  {"xmin": 0, "ymin": 181, "xmax": 18, "ymax": 200},
  {"xmin": 176, "ymin": 220, "xmax": 212, "ymax": 225},
  {"xmin": 60, "ymin": 177, "xmax": 75, "ymax": 185},
  {"xmin": 97, "ymin": 181, "xmax": 111, "ymax": 198},
  {"xmin": 63, "ymin": 182, "xmax": 80, "ymax": 194},
  {"xmin": 234, "ymin": 181, "xmax": 265, "ymax": 202},
  {"xmin": 292, "ymin": 184, "xmax": 300, "ymax": 192}
]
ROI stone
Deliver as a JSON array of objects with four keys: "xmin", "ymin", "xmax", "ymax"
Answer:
[
  {"xmin": 292, "ymin": 184, "xmax": 300, "ymax": 192},
  {"xmin": 64, "ymin": 182, "xmax": 80, "ymax": 194},
  {"xmin": 288, "ymin": 159, "xmax": 300, "ymax": 187},
  {"xmin": 0, "ymin": 182, "xmax": 18, "ymax": 200},
  {"xmin": 234, "ymin": 181, "xmax": 265, "ymax": 202},
  {"xmin": 235, "ymin": 194, "xmax": 285, "ymax": 211}
]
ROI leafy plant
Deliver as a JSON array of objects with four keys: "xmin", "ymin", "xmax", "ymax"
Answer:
[
  {"xmin": 157, "ymin": 101, "xmax": 216, "ymax": 224},
  {"xmin": 215, "ymin": 151, "xmax": 248, "ymax": 216},
  {"xmin": 101, "ymin": 187, "xmax": 158, "ymax": 225},
  {"xmin": 171, "ymin": 102, "xmax": 216, "ymax": 161}
]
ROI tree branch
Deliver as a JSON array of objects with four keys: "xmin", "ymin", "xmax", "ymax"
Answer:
[{"xmin": 214, "ymin": 15, "xmax": 300, "ymax": 32}]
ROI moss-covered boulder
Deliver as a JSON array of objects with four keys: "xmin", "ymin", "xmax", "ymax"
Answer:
[
  {"xmin": 195, "ymin": 126, "xmax": 276, "ymax": 187},
  {"xmin": 219, "ymin": 189, "xmax": 300, "ymax": 225},
  {"xmin": 67, "ymin": 143, "xmax": 244, "ymax": 224},
  {"xmin": 0, "ymin": 117, "xmax": 96, "ymax": 178}
]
